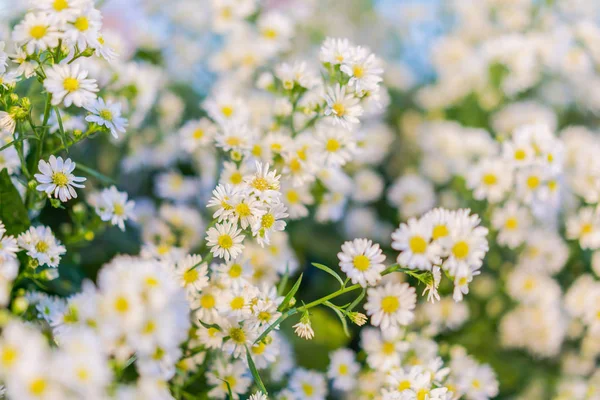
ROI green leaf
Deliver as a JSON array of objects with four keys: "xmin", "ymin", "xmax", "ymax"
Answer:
[
  {"xmin": 0, "ymin": 169, "xmax": 30, "ymax": 236},
  {"xmin": 346, "ymin": 288, "xmax": 366, "ymax": 312},
  {"xmin": 198, "ymin": 320, "xmax": 221, "ymax": 331},
  {"xmin": 245, "ymin": 345, "xmax": 268, "ymax": 395},
  {"xmin": 53, "ymin": 107, "xmax": 70, "ymax": 154},
  {"xmin": 323, "ymin": 301, "xmax": 350, "ymax": 337},
  {"xmin": 75, "ymin": 162, "xmax": 115, "ymax": 185},
  {"xmin": 277, "ymin": 266, "xmax": 290, "ymax": 296},
  {"xmin": 312, "ymin": 262, "xmax": 344, "ymax": 288},
  {"xmin": 219, "ymin": 378, "xmax": 234, "ymax": 400},
  {"xmin": 278, "ymin": 273, "xmax": 302, "ymax": 311},
  {"xmin": 254, "ymin": 310, "xmax": 293, "ymax": 345}
]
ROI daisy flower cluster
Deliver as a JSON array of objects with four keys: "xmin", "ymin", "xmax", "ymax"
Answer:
[
  {"xmin": 1, "ymin": 255, "xmax": 189, "ymax": 399},
  {"xmin": 391, "ymin": 208, "xmax": 489, "ymax": 302},
  {"xmin": 319, "ymin": 332, "xmax": 498, "ymax": 400}
]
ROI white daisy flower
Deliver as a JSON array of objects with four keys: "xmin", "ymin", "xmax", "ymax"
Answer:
[
  {"xmin": 340, "ymin": 46, "xmax": 384, "ymax": 93},
  {"xmin": 35, "ymin": 155, "xmax": 86, "ymax": 202},
  {"xmin": 249, "ymin": 391, "xmax": 268, "ymax": 400},
  {"xmin": 0, "ymin": 221, "xmax": 18, "ymax": 261},
  {"xmin": 392, "ymin": 218, "xmax": 443, "ymax": 271},
  {"xmin": 244, "ymin": 161, "xmax": 281, "ymax": 201},
  {"xmin": 467, "ymin": 158, "xmax": 513, "ymax": 203},
  {"xmin": 289, "ymin": 368, "xmax": 327, "ymax": 400},
  {"xmin": 324, "ymin": 84, "xmax": 363, "ymax": 128},
  {"xmin": 205, "ymin": 221, "xmax": 245, "ymax": 261},
  {"xmin": 320, "ymin": 37, "xmax": 353, "ymax": 65},
  {"xmin": 9, "ymin": 47, "xmax": 37, "ymax": 79},
  {"xmin": 64, "ymin": 6, "xmax": 102, "ymax": 49},
  {"xmin": 173, "ymin": 254, "xmax": 209, "ymax": 297},
  {"xmin": 292, "ymin": 313, "xmax": 314, "ymax": 340},
  {"xmin": 567, "ymin": 207, "xmax": 600, "ymax": 250},
  {"xmin": 206, "ymin": 184, "xmax": 240, "ymax": 221},
  {"xmin": 364, "ymin": 282, "xmax": 416, "ymax": 330},
  {"xmin": 226, "ymin": 194, "xmax": 265, "ymax": 230},
  {"xmin": 85, "ymin": 97, "xmax": 128, "ymax": 139},
  {"xmin": 440, "ymin": 209, "xmax": 489, "ymax": 277},
  {"xmin": 0, "ymin": 111, "xmax": 16, "ymax": 135},
  {"xmin": 338, "ymin": 238, "xmax": 386, "ymax": 287},
  {"xmin": 34, "ymin": 0, "xmax": 89, "ymax": 25},
  {"xmin": 315, "ymin": 124, "xmax": 357, "ymax": 167},
  {"xmin": 252, "ymin": 201, "xmax": 288, "ymax": 247},
  {"xmin": 17, "ymin": 226, "xmax": 66, "ymax": 267},
  {"xmin": 179, "ymin": 118, "xmax": 216, "ymax": 151},
  {"xmin": 0, "ymin": 42, "xmax": 6, "ymax": 74},
  {"xmin": 206, "ymin": 358, "xmax": 252, "ymax": 400},
  {"xmin": 220, "ymin": 317, "xmax": 259, "ymax": 359},
  {"xmin": 89, "ymin": 186, "xmax": 135, "ymax": 231},
  {"xmin": 12, "ymin": 12, "xmax": 62, "ymax": 55},
  {"xmin": 327, "ymin": 348, "xmax": 360, "ymax": 391},
  {"xmin": 43, "ymin": 63, "xmax": 98, "ymax": 107},
  {"xmin": 491, "ymin": 201, "xmax": 531, "ymax": 249}
]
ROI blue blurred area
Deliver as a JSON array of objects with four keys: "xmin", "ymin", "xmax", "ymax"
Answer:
[{"xmin": 375, "ymin": 0, "xmax": 446, "ymax": 82}]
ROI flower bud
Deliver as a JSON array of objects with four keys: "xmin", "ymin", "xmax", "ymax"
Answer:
[{"xmin": 12, "ymin": 297, "xmax": 29, "ymax": 314}]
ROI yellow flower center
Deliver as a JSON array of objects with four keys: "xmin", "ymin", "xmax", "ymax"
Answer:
[
  {"xmin": 74, "ymin": 16, "xmax": 89, "ymax": 31},
  {"xmin": 235, "ymin": 203, "xmax": 252, "ymax": 217},
  {"xmin": 52, "ymin": 171, "xmax": 69, "ymax": 186},
  {"xmin": 200, "ymin": 294, "xmax": 215, "ymax": 309},
  {"xmin": 409, "ymin": 236, "xmax": 427, "ymax": 254},
  {"xmin": 63, "ymin": 77, "xmax": 79, "ymax": 92},
  {"xmin": 289, "ymin": 158, "xmax": 301, "ymax": 172},
  {"xmin": 99, "ymin": 109, "xmax": 113, "ymax": 121},
  {"xmin": 432, "ymin": 225, "xmax": 448, "ymax": 240},
  {"xmin": 286, "ymin": 190, "xmax": 299, "ymax": 203},
  {"xmin": 581, "ymin": 223, "xmax": 593, "ymax": 235},
  {"xmin": 514, "ymin": 149, "xmax": 526, "ymax": 160},
  {"xmin": 338, "ymin": 364, "xmax": 348, "ymax": 375},
  {"xmin": 230, "ymin": 296, "xmax": 244, "ymax": 310},
  {"xmin": 76, "ymin": 367, "xmax": 89, "ymax": 381},
  {"xmin": 353, "ymin": 254, "xmax": 371, "ymax": 271},
  {"xmin": 230, "ymin": 172, "xmax": 243, "ymax": 185},
  {"xmin": 472, "ymin": 379, "xmax": 481, "ymax": 389},
  {"xmin": 523, "ymin": 278, "xmax": 535, "ymax": 291},
  {"xmin": 417, "ymin": 388, "xmax": 429, "ymax": 400},
  {"xmin": 113, "ymin": 203, "xmax": 124, "ymax": 216},
  {"xmin": 251, "ymin": 177, "xmax": 270, "ymax": 191},
  {"xmin": 452, "ymin": 241, "xmax": 469, "ymax": 259},
  {"xmin": 183, "ymin": 269, "xmax": 199, "ymax": 285},
  {"xmin": 325, "ymin": 138, "xmax": 341, "ymax": 152},
  {"xmin": 381, "ymin": 295, "xmax": 399, "ymax": 313},
  {"xmin": 252, "ymin": 342, "xmax": 266, "ymax": 355},
  {"xmin": 29, "ymin": 378, "xmax": 47, "ymax": 396},
  {"xmin": 193, "ymin": 129, "xmax": 204, "ymax": 139},
  {"xmin": 1, "ymin": 347, "xmax": 17, "ymax": 368},
  {"xmin": 398, "ymin": 380, "xmax": 411, "ymax": 391},
  {"xmin": 221, "ymin": 105, "xmax": 234, "ymax": 117},
  {"xmin": 143, "ymin": 320, "xmax": 156, "ymax": 334},
  {"xmin": 526, "ymin": 176, "xmax": 540, "ymax": 189},
  {"xmin": 262, "ymin": 28, "xmax": 278, "ymax": 39},
  {"xmin": 482, "ymin": 173, "xmax": 497, "ymax": 185},
  {"xmin": 225, "ymin": 136, "xmax": 241, "ymax": 147},
  {"xmin": 229, "ymin": 263, "xmax": 242, "ymax": 278},
  {"xmin": 35, "ymin": 240, "xmax": 49, "ymax": 253},
  {"xmin": 114, "ymin": 296, "xmax": 129, "ymax": 313},
  {"xmin": 29, "ymin": 25, "xmax": 47, "ymax": 39},
  {"xmin": 229, "ymin": 327, "xmax": 246, "ymax": 344},
  {"xmin": 505, "ymin": 217, "xmax": 518, "ymax": 230},
  {"xmin": 261, "ymin": 213, "xmax": 275, "ymax": 229},
  {"xmin": 218, "ymin": 234, "xmax": 233, "ymax": 249},
  {"xmin": 332, "ymin": 102, "xmax": 345, "ymax": 116},
  {"xmin": 382, "ymin": 341, "xmax": 395, "ymax": 355},
  {"xmin": 53, "ymin": 0, "xmax": 68, "ymax": 11},
  {"xmin": 353, "ymin": 65, "xmax": 365, "ymax": 78},
  {"xmin": 302, "ymin": 383, "xmax": 314, "ymax": 396},
  {"xmin": 258, "ymin": 311, "xmax": 271, "ymax": 322}
]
